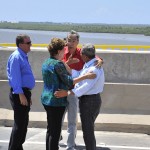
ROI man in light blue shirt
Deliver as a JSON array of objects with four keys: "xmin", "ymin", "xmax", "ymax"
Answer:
[
  {"xmin": 55, "ymin": 43, "xmax": 104, "ymax": 150},
  {"xmin": 7, "ymin": 34, "xmax": 35, "ymax": 150},
  {"xmin": 71, "ymin": 58, "xmax": 104, "ymax": 97}
]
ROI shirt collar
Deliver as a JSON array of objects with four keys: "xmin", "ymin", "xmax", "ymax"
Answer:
[
  {"xmin": 64, "ymin": 46, "xmax": 78, "ymax": 55},
  {"xmin": 84, "ymin": 58, "xmax": 96, "ymax": 68},
  {"xmin": 17, "ymin": 47, "xmax": 28, "ymax": 58}
]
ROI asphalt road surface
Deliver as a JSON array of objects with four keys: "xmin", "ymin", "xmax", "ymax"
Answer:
[{"xmin": 0, "ymin": 127, "xmax": 150, "ymax": 150}]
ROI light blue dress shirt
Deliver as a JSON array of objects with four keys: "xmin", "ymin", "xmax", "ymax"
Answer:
[
  {"xmin": 7, "ymin": 48, "xmax": 35, "ymax": 94},
  {"xmin": 72, "ymin": 58, "xmax": 105, "ymax": 97}
]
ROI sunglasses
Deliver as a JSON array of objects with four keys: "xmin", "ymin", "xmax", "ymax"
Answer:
[{"xmin": 23, "ymin": 41, "xmax": 32, "ymax": 45}]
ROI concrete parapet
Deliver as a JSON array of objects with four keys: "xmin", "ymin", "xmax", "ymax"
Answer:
[
  {"xmin": 96, "ymin": 50, "xmax": 150, "ymax": 84},
  {"xmin": 1, "ymin": 47, "xmax": 150, "ymax": 83},
  {"xmin": 1, "ymin": 80, "xmax": 150, "ymax": 114}
]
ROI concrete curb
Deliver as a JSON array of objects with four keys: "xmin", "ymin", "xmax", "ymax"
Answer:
[{"xmin": 1, "ymin": 108, "xmax": 150, "ymax": 134}]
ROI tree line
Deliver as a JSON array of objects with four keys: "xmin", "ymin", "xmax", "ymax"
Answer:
[{"xmin": 0, "ymin": 22, "xmax": 150, "ymax": 36}]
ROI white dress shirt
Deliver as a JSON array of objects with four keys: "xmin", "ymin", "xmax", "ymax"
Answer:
[{"xmin": 72, "ymin": 58, "xmax": 105, "ymax": 97}]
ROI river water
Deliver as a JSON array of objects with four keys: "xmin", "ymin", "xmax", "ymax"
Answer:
[{"xmin": 0, "ymin": 29, "xmax": 150, "ymax": 45}]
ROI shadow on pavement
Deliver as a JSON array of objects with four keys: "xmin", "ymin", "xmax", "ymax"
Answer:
[
  {"xmin": 76, "ymin": 146, "xmax": 111, "ymax": 150},
  {"xmin": 59, "ymin": 144, "xmax": 111, "ymax": 150}
]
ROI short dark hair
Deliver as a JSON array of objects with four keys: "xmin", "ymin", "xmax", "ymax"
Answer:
[
  {"xmin": 47, "ymin": 38, "xmax": 65, "ymax": 56},
  {"xmin": 16, "ymin": 34, "xmax": 30, "ymax": 47},
  {"xmin": 67, "ymin": 30, "xmax": 80, "ymax": 40},
  {"xmin": 81, "ymin": 43, "xmax": 95, "ymax": 59}
]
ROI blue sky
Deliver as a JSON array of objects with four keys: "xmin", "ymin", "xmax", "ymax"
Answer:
[{"xmin": 1, "ymin": 0, "xmax": 150, "ymax": 24}]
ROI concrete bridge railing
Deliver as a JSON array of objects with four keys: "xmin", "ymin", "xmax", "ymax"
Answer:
[
  {"xmin": 0, "ymin": 47, "xmax": 150, "ymax": 115},
  {"xmin": 1, "ymin": 47, "xmax": 150, "ymax": 84}
]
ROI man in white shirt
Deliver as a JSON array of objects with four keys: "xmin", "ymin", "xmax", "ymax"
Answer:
[{"xmin": 55, "ymin": 43, "xmax": 105, "ymax": 150}]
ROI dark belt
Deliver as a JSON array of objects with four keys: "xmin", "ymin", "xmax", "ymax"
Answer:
[{"xmin": 79, "ymin": 94, "xmax": 99, "ymax": 99}]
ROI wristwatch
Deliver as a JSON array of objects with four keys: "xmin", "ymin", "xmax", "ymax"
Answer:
[{"xmin": 67, "ymin": 90, "xmax": 71, "ymax": 95}]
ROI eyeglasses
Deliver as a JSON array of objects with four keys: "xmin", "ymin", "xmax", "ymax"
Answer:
[{"xmin": 23, "ymin": 41, "xmax": 32, "ymax": 45}]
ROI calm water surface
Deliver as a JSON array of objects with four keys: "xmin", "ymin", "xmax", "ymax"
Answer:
[{"xmin": 0, "ymin": 29, "xmax": 150, "ymax": 45}]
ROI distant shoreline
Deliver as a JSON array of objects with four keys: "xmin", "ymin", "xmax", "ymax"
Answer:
[{"xmin": 0, "ymin": 22, "xmax": 150, "ymax": 36}]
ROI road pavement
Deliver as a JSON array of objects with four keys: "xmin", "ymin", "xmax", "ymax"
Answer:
[{"xmin": 0, "ymin": 127, "xmax": 150, "ymax": 150}]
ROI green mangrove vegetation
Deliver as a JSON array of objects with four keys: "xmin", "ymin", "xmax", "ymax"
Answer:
[{"xmin": 0, "ymin": 22, "xmax": 150, "ymax": 36}]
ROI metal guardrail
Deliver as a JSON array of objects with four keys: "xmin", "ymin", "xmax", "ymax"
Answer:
[{"xmin": 0, "ymin": 43, "xmax": 150, "ymax": 50}]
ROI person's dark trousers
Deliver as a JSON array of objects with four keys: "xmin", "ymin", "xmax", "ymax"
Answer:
[
  {"xmin": 8, "ymin": 88, "xmax": 31, "ymax": 150},
  {"xmin": 43, "ymin": 105, "xmax": 66, "ymax": 150},
  {"xmin": 79, "ymin": 94, "xmax": 101, "ymax": 150}
]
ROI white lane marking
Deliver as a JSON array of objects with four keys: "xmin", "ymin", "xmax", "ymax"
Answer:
[
  {"xmin": 0, "ymin": 140, "xmax": 150, "ymax": 150},
  {"xmin": 0, "ymin": 140, "xmax": 8, "ymax": 143},
  {"xmin": 0, "ymin": 140, "xmax": 45, "ymax": 144},
  {"xmin": 97, "ymin": 144, "xmax": 150, "ymax": 150}
]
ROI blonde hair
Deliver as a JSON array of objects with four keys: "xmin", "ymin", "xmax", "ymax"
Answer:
[{"xmin": 67, "ymin": 30, "xmax": 80, "ymax": 40}]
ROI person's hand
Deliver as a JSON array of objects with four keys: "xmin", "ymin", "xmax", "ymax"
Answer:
[
  {"xmin": 54, "ymin": 89, "xmax": 68, "ymax": 98},
  {"xmin": 94, "ymin": 58, "xmax": 103, "ymax": 68},
  {"xmin": 19, "ymin": 94, "xmax": 28, "ymax": 106},
  {"xmin": 84, "ymin": 72, "xmax": 96, "ymax": 79},
  {"xmin": 66, "ymin": 54, "xmax": 80, "ymax": 65}
]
